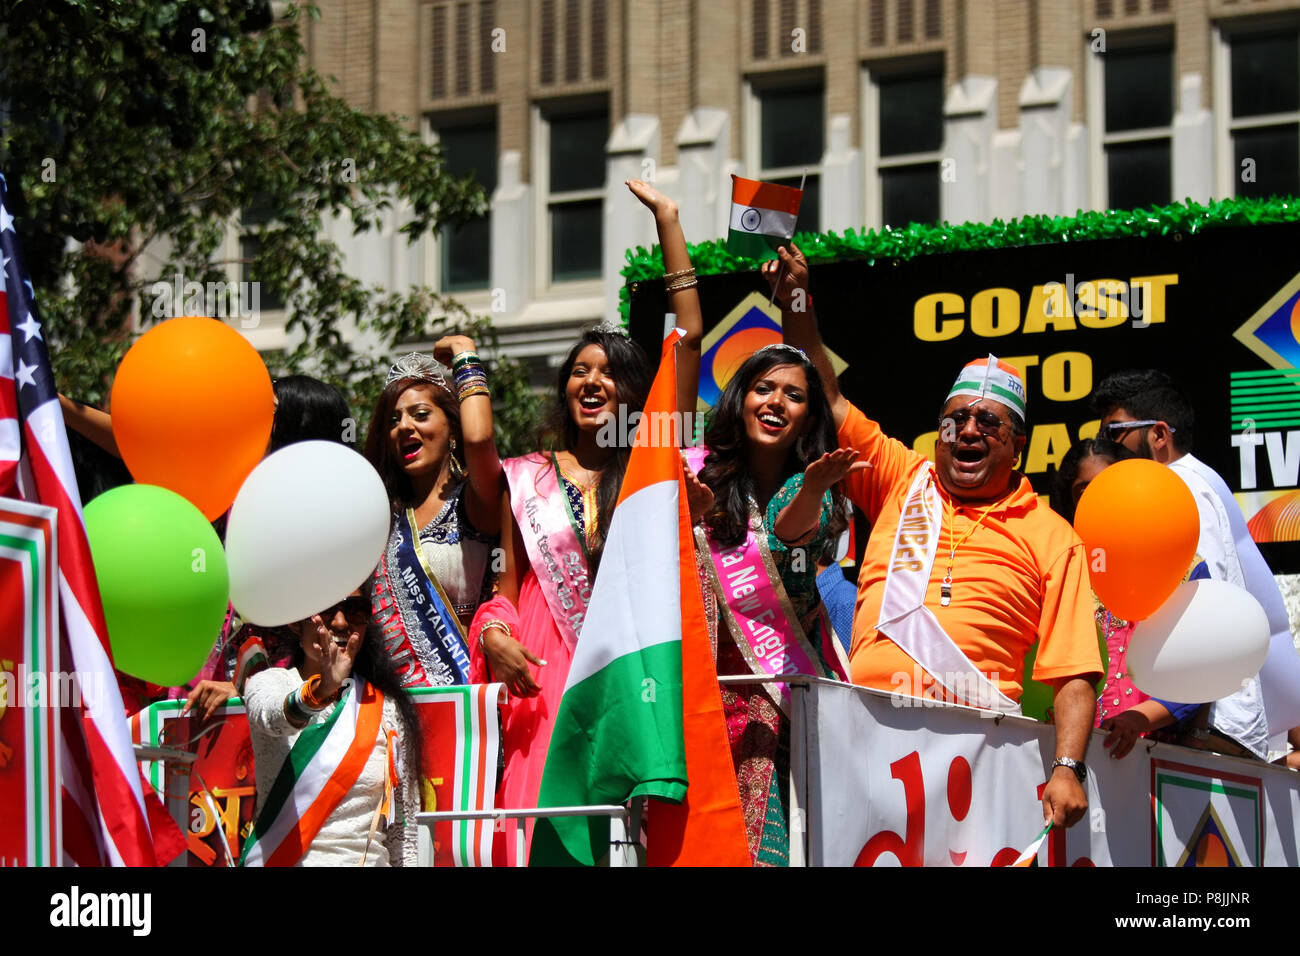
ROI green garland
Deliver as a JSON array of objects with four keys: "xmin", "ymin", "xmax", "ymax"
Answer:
[{"xmin": 619, "ymin": 195, "xmax": 1300, "ymax": 321}]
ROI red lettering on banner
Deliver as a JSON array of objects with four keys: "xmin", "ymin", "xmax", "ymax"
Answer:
[
  {"xmin": 856, "ymin": 752, "xmax": 1083, "ymax": 866},
  {"xmin": 989, "ymin": 846, "xmax": 1023, "ymax": 866},
  {"xmin": 855, "ymin": 751, "xmax": 925, "ymax": 866}
]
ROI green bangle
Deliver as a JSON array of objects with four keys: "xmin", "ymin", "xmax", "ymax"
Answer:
[{"xmin": 452, "ymin": 351, "xmax": 481, "ymax": 370}]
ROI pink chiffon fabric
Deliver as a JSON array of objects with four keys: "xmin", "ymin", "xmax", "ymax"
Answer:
[{"xmin": 470, "ymin": 575, "xmax": 575, "ymax": 866}]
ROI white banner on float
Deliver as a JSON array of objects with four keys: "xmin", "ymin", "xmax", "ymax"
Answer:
[{"xmin": 806, "ymin": 679, "xmax": 1300, "ymax": 867}]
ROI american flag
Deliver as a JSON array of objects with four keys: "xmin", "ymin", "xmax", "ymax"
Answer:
[{"xmin": 0, "ymin": 173, "xmax": 154, "ymax": 865}]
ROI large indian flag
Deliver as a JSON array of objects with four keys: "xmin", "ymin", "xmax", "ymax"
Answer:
[
  {"xmin": 530, "ymin": 329, "xmax": 749, "ymax": 866},
  {"xmin": 726, "ymin": 175, "xmax": 803, "ymax": 260}
]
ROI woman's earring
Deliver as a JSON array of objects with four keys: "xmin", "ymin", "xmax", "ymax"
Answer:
[{"xmin": 449, "ymin": 438, "xmax": 466, "ymax": 479}]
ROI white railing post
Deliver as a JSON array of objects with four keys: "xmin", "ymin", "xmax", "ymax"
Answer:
[{"xmin": 788, "ymin": 681, "xmax": 808, "ymax": 867}]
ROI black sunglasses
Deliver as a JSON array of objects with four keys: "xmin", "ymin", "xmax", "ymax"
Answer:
[
  {"xmin": 942, "ymin": 407, "xmax": 1010, "ymax": 437},
  {"xmin": 1099, "ymin": 420, "xmax": 1174, "ymax": 442},
  {"xmin": 326, "ymin": 594, "xmax": 371, "ymax": 618}
]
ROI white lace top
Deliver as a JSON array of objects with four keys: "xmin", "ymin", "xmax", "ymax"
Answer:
[{"xmin": 244, "ymin": 666, "xmax": 420, "ymax": 867}]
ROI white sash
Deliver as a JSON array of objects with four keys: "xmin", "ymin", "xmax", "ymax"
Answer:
[{"xmin": 875, "ymin": 465, "xmax": 1020, "ymax": 714}]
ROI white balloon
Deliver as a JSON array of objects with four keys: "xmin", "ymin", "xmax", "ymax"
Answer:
[
  {"xmin": 226, "ymin": 441, "xmax": 390, "ymax": 627},
  {"xmin": 1129, "ymin": 579, "xmax": 1271, "ymax": 703}
]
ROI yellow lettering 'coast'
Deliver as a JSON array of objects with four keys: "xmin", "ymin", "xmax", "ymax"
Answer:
[{"xmin": 913, "ymin": 274, "xmax": 1178, "ymax": 341}]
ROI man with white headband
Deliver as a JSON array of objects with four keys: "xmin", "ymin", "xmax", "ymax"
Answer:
[{"xmin": 765, "ymin": 244, "xmax": 1102, "ymax": 830}]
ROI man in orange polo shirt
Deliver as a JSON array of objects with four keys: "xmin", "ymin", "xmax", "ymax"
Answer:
[{"xmin": 766, "ymin": 244, "xmax": 1102, "ymax": 829}]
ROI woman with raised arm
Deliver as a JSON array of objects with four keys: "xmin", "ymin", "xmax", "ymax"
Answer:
[
  {"xmin": 682, "ymin": 344, "xmax": 859, "ymax": 865},
  {"xmin": 467, "ymin": 180, "xmax": 702, "ymax": 862},
  {"xmin": 364, "ymin": 334, "xmax": 503, "ymax": 688}
]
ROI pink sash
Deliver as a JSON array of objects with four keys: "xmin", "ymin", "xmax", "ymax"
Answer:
[
  {"xmin": 685, "ymin": 447, "xmax": 846, "ymax": 714},
  {"xmin": 503, "ymin": 454, "xmax": 594, "ymax": 652}
]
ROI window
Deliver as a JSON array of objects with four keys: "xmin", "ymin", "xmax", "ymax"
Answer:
[
  {"xmin": 435, "ymin": 119, "xmax": 497, "ymax": 291},
  {"xmin": 875, "ymin": 69, "xmax": 943, "ymax": 228},
  {"xmin": 1228, "ymin": 31, "xmax": 1300, "ymax": 200},
  {"xmin": 241, "ymin": 198, "xmax": 285, "ymax": 312},
  {"xmin": 1100, "ymin": 43, "xmax": 1173, "ymax": 209},
  {"xmin": 541, "ymin": 105, "xmax": 607, "ymax": 283},
  {"xmin": 755, "ymin": 85, "xmax": 822, "ymax": 234}
]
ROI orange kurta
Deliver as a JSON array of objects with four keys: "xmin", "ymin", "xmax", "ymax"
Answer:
[{"xmin": 838, "ymin": 402, "xmax": 1101, "ymax": 701}]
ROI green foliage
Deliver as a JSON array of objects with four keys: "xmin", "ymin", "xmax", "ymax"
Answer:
[
  {"xmin": 619, "ymin": 195, "xmax": 1300, "ymax": 319},
  {"xmin": 0, "ymin": 0, "xmax": 541, "ymax": 456}
]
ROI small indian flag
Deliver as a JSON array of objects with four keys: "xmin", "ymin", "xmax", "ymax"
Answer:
[
  {"xmin": 727, "ymin": 175, "xmax": 802, "ymax": 260},
  {"xmin": 1010, "ymin": 822, "xmax": 1053, "ymax": 867}
]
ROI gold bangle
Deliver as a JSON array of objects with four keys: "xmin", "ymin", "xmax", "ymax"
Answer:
[
  {"xmin": 477, "ymin": 619, "xmax": 511, "ymax": 651},
  {"xmin": 666, "ymin": 276, "xmax": 699, "ymax": 292},
  {"xmin": 664, "ymin": 266, "xmax": 695, "ymax": 281}
]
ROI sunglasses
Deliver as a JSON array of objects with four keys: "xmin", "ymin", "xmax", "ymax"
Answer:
[
  {"xmin": 1099, "ymin": 420, "xmax": 1174, "ymax": 442},
  {"xmin": 326, "ymin": 594, "xmax": 371, "ymax": 619},
  {"xmin": 942, "ymin": 408, "xmax": 1010, "ymax": 437}
]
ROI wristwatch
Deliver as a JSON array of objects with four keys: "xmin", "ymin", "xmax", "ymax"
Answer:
[{"xmin": 1051, "ymin": 757, "xmax": 1087, "ymax": 783}]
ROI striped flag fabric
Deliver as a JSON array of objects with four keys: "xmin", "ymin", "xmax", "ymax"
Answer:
[
  {"xmin": 409, "ymin": 683, "xmax": 503, "ymax": 867},
  {"xmin": 0, "ymin": 173, "xmax": 155, "ymax": 866},
  {"xmin": 726, "ymin": 175, "xmax": 803, "ymax": 260},
  {"xmin": 529, "ymin": 328, "xmax": 749, "ymax": 866},
  {"xmin": 241, "ymin": 679, "xmax": 382, "ymax": 867},
  {"xmin": 1011, "ymin": 822, "xmax": 1052, "ymax": 867}
]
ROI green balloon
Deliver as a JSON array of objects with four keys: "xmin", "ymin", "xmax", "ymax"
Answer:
[{"xmin": 84, "ymin": 484, "xmax": 229, "ymax": 687}]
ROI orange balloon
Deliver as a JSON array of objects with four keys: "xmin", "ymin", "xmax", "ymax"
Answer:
[
  {"xmin": 1073, "ymin": 458, "xmax": 1199, "ymax": 622},
  {"xmin": 111, "ymin": 317, "xmax": 274, "ymax": 520}
]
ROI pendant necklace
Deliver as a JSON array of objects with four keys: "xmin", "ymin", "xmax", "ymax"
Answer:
[{"xmin": 940, "ymin": 499, "xmax": 999, "ymax": 607}]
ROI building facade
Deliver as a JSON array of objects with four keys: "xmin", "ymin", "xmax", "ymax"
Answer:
[{"xmin": 273, "ymin": 0, "xmax": 1300, "ymax": 377}]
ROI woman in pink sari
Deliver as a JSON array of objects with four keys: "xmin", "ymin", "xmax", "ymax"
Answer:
[{"xmin": 468, "ymin": 180, "xmax": 701, "ymax": 862}]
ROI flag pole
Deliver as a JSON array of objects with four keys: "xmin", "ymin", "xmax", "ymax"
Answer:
[{"xmin": 767, "ymin": 169, "xmax": 809, "ymax": 307}]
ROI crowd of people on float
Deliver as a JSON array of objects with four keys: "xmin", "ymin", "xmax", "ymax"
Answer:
[{"xmin": 59, "ymin": 180, "xmax": 1300, "ymax": 867}]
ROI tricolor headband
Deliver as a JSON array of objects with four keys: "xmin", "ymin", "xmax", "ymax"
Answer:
[{"xmin": 947, "ymin": 354, "xmax": 1027, "ymax": 420}]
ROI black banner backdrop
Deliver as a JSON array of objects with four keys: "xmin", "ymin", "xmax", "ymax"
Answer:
[{"xmin": 628, "ymin": 221, "xmax": 1300, "ymax": 573}]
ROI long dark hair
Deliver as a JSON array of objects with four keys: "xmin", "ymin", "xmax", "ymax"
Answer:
[
  {"xmin": 700, "ymin": 346, "xmax": 848, "ymax": 548},
  {"xmin": 543, "ymin": 330, "xmax": 652, "ymax": 556},
  {"xmin": 270, "ymin": 375, "xmax": 353, "ymax": 451},
  {"xmin": 363, "ymin": 377, "xmax": 464, "ymax": 511},
  {"xmin": 1050, "ymin": 437, "xmax": 1134, "ymax": 524}
]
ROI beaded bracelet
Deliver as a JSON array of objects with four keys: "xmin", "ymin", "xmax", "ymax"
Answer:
[
  {"xmin": 454, "ymin": 368, "xmax": 489, "ymax": 389},
  {"xmin": 453, "ymin": 365, "xmax": 487, "ymax": 384},
  {"xmin": 455, "ymin": 366, "xmax": 490, "ymax": 401},
  {"xmin": 453, "ymin": 364, "xmax": 488, "ymax": 383},
  {"xmin": 451, "ymin": 350, "xmax": 481, "ymax": 371}
]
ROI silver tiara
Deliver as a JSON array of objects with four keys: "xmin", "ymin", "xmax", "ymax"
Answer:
[
  {"xmin": 586, "ymin": 318, "xmax": 630, "ymax": 338},
  {"xmin": 755, "ymin": 343, "xmax": 809, "ymax": 361},
  {"xmin": 385, "ymin": 352, "xmax": 452, "ymax": 392}
]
